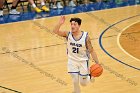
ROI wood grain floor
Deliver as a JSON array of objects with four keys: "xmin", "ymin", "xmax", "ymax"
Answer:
[{"xmin": 0, "ymin": 5, "xmax": 140, "ymax": 93}]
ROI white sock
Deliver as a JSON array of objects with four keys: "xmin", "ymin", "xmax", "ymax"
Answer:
[
  {"xmin": 32, "ymin": 4, "xmax": 36, "ymax": 8},
  {"xmin": 41, "ymin": 2, "xmax": 45, "ymax": 6}
]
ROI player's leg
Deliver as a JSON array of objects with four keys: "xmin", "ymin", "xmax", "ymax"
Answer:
[
  {"xmin": 28, "ymin": 0, "xmax": 42, "ymax": 13},
  {"xmin": 0, "ymin": 0, "xmax": 4, "ymax": 16},
  {"xmin": 50, "ymin": 0, "xmax": 57, "ymax": 9},
  {"xmin": 61, "ymin": 0, "xmax": 66, "ymax": 6},
  {"xmin": 79, "ymin": 61, "xmax": 93, "ymax": 86},
  {"xmin": 40, "ymin": 0, "xmax": 50, "ymax": 12},
  {"xmin": 9, "ymin": 0, "xmax": 20, "ymax": 15},
  {"xmin": 69, "ymin": 0, "xmax": 76, "ymax": 7},
  {"xmin": 56, "ymin": 0, "xmax": 63, "ymax": 9},
  {"xmin": 68, "ymin": 61, "xmax": 81, "ymax": 93},
  {"xmin": 70, "ymin": 73, "xmax": 81, "ymax": 93}
]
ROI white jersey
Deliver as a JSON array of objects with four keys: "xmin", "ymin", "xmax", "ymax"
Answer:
[{"xmin": 67, "ymin": 31, "xmax": 89, "ymax": 62}]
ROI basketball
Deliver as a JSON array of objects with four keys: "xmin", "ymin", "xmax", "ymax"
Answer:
[{"xmin": 90, "ymin": 64, "xmax": 103, "ymax": 77}]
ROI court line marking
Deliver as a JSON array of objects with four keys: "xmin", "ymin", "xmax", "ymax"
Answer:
[
  {"xmin": 99, "ymin": 14, "xmax": 140, "ymax": 71},
  {"xmin": 0, "ymin": 85, "xmax": 22, "ymax": 93},
  {"xmin": 0, "ymin": 36, "xmax": 107, "ymax": 55},
  {"xmin": 117, "ymin": 21, "xmax": 140, "ymax": 61}
]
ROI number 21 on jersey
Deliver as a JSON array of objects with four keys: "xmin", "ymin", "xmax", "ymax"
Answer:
[{"xmin": 72, "ymin": 47, "xmax": 79, "ymax": 53}]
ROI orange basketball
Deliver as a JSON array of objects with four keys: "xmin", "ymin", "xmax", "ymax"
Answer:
[{"xmin": 90, "ymin": 64, "xmax": 103, "ymax": 77}]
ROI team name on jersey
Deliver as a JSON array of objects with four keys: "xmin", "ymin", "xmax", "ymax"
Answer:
[{"xmin": 70, "ymin": 42, "xmax": 82, "ymax": 47}]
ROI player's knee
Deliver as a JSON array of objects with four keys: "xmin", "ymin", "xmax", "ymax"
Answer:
[
  {"xmin": 80, "ymin": 76, "xmax": 90, "ymax": 86},
  {"xmin": 80, "ymin": 81, "xmax": 88, "ymax": 86},
  {"xmin": 80, "ymin": 80, "xmax": 88, "ymax": 86}
]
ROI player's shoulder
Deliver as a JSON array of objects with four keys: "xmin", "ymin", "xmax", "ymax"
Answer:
[
  {"xmin": 84, "ymin": 31, "xmax": 90, "ymax": 41},
  {"xmin": 82, "ymin": 31, "xmax": 88, "ymax": 34},
  {"xmin": 64, "ymin": 31, "xmax": 71, "ymax": 39}
]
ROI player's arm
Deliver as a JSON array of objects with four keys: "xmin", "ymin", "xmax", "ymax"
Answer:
[
  {"xmin": 53, "ymin": 16, "xmax": 68, "ymax": 37},
  {"xmin": 86, "ymin": 36, "xmax": 99, "ymax": 64}
]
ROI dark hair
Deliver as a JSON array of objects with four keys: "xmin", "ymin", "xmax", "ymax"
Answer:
[{"xmin": 70, "ymin": 18, "xmax": 82, "ymax": 25}]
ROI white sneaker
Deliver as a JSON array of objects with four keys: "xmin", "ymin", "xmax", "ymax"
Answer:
[
  {"xmin": 50, "ymin": 3, "xmax": 57, "ymax": 9},
  {"xmin": 52, "ymin": 5, "xmax": 57, "ymax": 9},
  {"xmin": 0, "ymin": 10, "xmax": 3, "ymax": 16},
  {"xmin": 57, "ymin": 2, "xmax": 63, "ymax": 9},
  {"xmin": 69, "ymin": 1, "xmax": 76, "ymax": 7},
  {"xmin": 9, "ymin": 9, "xmax": 20, "ymax": 15}
]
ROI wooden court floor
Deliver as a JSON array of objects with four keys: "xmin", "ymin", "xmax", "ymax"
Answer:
[{"xmin": 0, "ymin": 5, "xmax": 140, "ymax": 93}]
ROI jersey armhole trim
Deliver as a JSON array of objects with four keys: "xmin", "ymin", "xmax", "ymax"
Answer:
[
  {"xmin": 85, "ymin": 32, "xmax": 88, "ymax": 48},
  {"xmin": 66, "ymin": 32, "xmax": 70, "ymax": 40}
]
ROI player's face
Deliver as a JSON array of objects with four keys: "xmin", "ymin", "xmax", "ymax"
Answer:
[{"xmin": 70, "ymin": 21, "xmax": 80, "ymax": 33}]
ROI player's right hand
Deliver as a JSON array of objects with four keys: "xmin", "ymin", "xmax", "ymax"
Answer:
[{"xmin": 59, "ymin": 16, "xmax": 65, "ymax": 25}]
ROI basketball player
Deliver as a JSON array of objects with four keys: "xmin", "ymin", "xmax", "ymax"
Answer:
[{"xmin": 53, "ymin": 16, "xmax": 99, "ymax": 93}]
